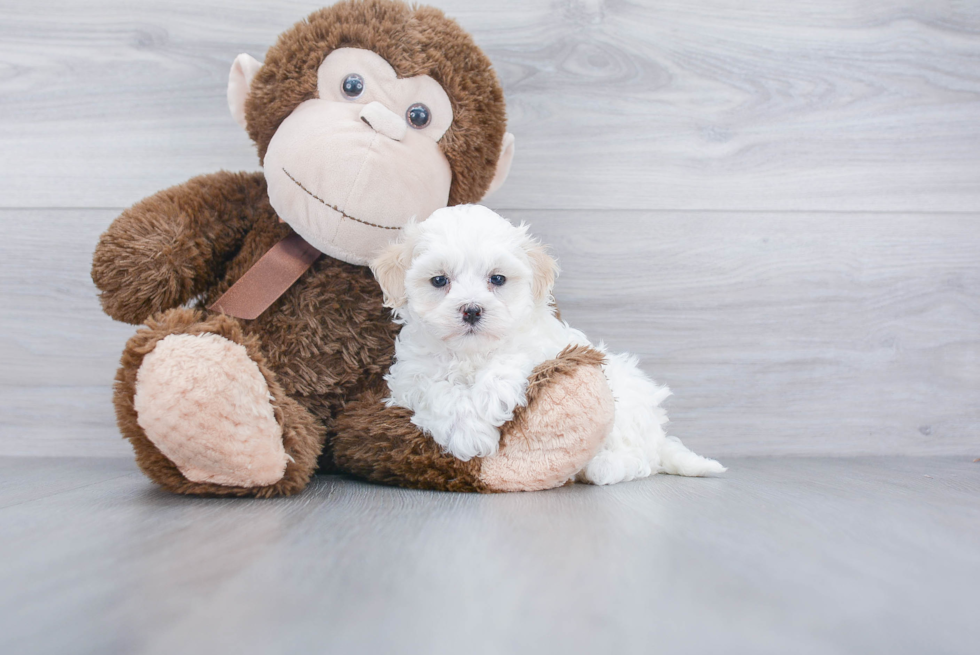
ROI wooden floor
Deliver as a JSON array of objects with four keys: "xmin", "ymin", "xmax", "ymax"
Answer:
[{"xmin": 1, "ymin": 456, "xmax": 977, "ymax": 654}]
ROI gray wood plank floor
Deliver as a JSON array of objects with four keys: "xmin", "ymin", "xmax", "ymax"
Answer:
[{"xmin": 1, "ymin": 457, "xmax": 977, "ymax": 655}]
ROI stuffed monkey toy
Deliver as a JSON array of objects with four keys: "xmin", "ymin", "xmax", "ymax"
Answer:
[{"xmin": 91, "ymin": 0, "xmax": 614, "ymax": 497}]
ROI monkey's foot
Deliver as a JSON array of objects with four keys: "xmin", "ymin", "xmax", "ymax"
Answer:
[
  {"xmin": 480, "ymin": 345, "xmax": 615, "ymax": 492},
  {"xmin": 134, "ymin": 332, "xmax": 288, "ymax": 487},
  {"xmin": 330, "ymin": 345, "xmax": 614, "ymax": 493}
]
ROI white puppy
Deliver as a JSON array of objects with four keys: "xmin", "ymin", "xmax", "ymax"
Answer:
[{"xmin": 371, "ymin": 205, "xmax": 725, "ymax": 485}]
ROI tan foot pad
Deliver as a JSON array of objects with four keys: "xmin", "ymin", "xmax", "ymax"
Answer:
[
  {"xmin": 480, "ymin": 363, "xmax": 614, "ymax": 492},
  {"xmin": 134, "ymin": 333, "xmax": 287, "ymax": 487}
]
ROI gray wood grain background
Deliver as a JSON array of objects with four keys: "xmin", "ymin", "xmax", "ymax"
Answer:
[{"xmin": 1, "ymin": 0, "xmax": 978, "ymax": 457}]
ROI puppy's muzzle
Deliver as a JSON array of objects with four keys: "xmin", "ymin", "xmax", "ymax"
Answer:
[{"xmin": 461, "ymin": 305, "xmax": 483, "ymax": 325}]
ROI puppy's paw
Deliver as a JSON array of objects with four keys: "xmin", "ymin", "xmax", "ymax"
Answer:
[
  {"xmin": 428, "ymin": 415, "xmax": 501, "ymax": 462},
  {"xmin": 577, "ymin": 448, "xmax": 653, "ymax": 486}
]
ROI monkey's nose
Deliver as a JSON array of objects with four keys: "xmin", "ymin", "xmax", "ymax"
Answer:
[
  {"xmin": 359, "ymin": 101, "xmax": 406, "ymax": 142},
  {"xmin": 462, "ymin": 305, "xmax": 482, "ymax": 325}
]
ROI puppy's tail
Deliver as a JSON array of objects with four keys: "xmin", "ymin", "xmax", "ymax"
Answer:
[{"xmin": 659, "ymin": 436, "xmax": 726, "ymax": 477}]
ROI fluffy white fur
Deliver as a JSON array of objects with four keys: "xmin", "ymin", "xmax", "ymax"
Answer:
[{"xmin": 372, "ymin": 205, "xmax": 725, "ymax": 485}]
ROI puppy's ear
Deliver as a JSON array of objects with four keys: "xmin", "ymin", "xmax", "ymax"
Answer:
[
  {"xmin": 524, "ymin": 237, "xmax": 560, "ymax": 303},
  {"xmin": 371, "ymin": 237, "xmax": 413, "ymax": 308}
]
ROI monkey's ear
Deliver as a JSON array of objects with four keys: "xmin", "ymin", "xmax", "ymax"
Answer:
[
  {"xmin": 524, "ymin": 237, "xmax": 559, "ymax": 303},
  {"xmin": 227, "ymin": 53, "xmax": 262, "ymax": 130},
  {"xmin": 482, "ymin": 132, "xmax": 516, "ymax": 199},
  {"xmin": 371, "ymin": 238, "xmax": 414, "ymax": 308}
]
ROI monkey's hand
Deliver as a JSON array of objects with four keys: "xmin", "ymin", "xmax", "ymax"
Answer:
[
  {"xmin": 331, "ymin": 345, "xmax": 613, "ymax": 492},
  {"xmin": 478, "ymin": 345, "xmax": 614, "ymax": 491},
  {"xmin": 328, "ymin": 346, "xmax": 614, "ymax": 493},
  {"xmin": 92, "ymin": 171, "xmax": 268, "ymax": 325}
]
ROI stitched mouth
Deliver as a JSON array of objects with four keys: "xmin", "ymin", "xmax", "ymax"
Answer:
[{"xmin": 281, "ymin": 168, "xmax": 401, "ymax": 231}]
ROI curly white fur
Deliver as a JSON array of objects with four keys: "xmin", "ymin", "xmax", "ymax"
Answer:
[{"xmin": 373, "ymin": 205, "xmax": 725, "ymax": 484}]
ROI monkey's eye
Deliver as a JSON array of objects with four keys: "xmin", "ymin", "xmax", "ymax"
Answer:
[
  {"xmin": 341, "ymin": 74, "xmax": 365, "ymax": 98},
  {"xmin": 489, "ymin": 274, "xmax": 506, "ymax": 287},
  {"xmin": 430, "ymin": 275, "xmax": 449, "ymax": 288},
  {"xmin": 407, "ymin": 103, "xmax": 431, "ymax": 129}
]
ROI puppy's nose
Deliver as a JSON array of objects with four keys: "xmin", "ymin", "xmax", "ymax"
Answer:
[{"xmin": 462, "ymin": 305, "xmax": 482, "ymax": 325}]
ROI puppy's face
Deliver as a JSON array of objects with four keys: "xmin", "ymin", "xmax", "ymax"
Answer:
[{"xmin": 372, "ymin": 205, "xmax": 558, "ymax": 351}]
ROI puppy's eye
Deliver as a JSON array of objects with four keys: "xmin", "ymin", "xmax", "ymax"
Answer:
[
  {"xmin": 489, "ymin": 274, "xmax": 506, "ymax": 286},
  {"xmin": 342, "ymin": 74, "xmax": 365, "ymax": 98},
  {"xmin": 430, "ymin": 275, "xmax": 449, "ymax": 288}
]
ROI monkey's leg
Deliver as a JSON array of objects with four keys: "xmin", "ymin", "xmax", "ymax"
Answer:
[
  {"xmin": 115, "ymin": 308, "xmax": 324, "ymax": 497},
  {"xmin": 331, "ymin": 345, "xmax": 614, "ymax": 492}
]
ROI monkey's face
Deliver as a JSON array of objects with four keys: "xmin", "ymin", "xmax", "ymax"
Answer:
[
  {"xmin": 229, "ymin": 4, "xmax": 515, "ymax": 267},
  {"xmin": 255, "ymin": 48, "xmax": 455, "ymax": 265}
]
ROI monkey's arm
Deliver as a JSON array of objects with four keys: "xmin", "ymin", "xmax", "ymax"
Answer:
[
  {"xmin": 92, "ymin": 171, "xmax": 269, "ymax": 325},
  {"xmin": 332, "ymin": 345, "xmax": 614, "ymax": 492}
]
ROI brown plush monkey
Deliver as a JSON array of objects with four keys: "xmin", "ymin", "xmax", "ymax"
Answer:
[{"xmin": 91, "ymin": 0, "xmax": 614, "ymax": 497}]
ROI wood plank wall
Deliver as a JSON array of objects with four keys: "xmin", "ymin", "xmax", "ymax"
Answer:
[{"xmin": 1, "ymin": 0, "xmax": 978, "ymax": 457}]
